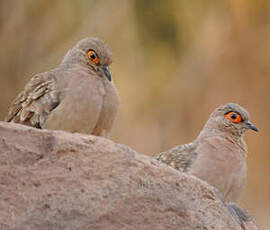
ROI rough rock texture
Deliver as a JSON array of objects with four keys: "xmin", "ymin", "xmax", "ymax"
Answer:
[{"xmin": 0, "ymin": 121, "xmax": 245, "ymax": 230}]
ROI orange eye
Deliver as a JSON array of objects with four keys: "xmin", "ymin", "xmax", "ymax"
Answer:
[
  {"xmin": 225, "ymin": 112, "xmax": 242, "ymax": 123},
  {"xmin": 87, "ymin": 50, "xmax": 100, "ymax": 64}
]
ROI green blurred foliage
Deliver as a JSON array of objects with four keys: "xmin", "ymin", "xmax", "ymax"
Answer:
[{"xmin": 0, "ymin": 1, "xmax": 270, "ymax": 228}]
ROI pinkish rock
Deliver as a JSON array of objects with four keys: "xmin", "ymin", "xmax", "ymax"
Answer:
[{"xmin": 0, "ymin": 121, "xmax": 248, "ymax": 230}]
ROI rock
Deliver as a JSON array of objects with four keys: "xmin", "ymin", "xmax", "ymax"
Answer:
[{"xmin": 0, "ymin": 121, "xmax": 244, "ymax": 230}]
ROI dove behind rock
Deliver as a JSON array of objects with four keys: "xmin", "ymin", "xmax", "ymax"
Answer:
[{"xmin": 156, "ymin": 103, "xmax": 258, "ymax": 202}]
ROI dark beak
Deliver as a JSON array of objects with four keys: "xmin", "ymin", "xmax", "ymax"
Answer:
[
  {"xmin": 101, "ymin": 66, "xmax": 112, "ymax": 82},
  {"xmin": 245, "ymin": 121, "xmax": 259, "ymax": 132}
]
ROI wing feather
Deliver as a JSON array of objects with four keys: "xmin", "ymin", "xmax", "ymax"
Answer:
[
  {"xmin": 156, "ymin": 143, "xmax": 198, "ymax": 172},
  {"xmin": 5, "ymin": 73, "xmax": 60, "ymax": 128}
]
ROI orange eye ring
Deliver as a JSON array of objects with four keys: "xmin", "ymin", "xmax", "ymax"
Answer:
[
  {"xmin": 87, "ymin": 50, "xmax": 100, "ymax": 64},
  {"xmin": 225, "ymin": 112, "xmax": 242, "ymax": 123}
]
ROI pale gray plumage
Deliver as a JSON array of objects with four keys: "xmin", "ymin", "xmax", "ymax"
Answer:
[
  {"xmin": 5, "ymin": 37, "xmax": 119, "ymax": 137},
  {"xmin": 156, "ymin": 103, "xmax": 258, "ymax": 202}
]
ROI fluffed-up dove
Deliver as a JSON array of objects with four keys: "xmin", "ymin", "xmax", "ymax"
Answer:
[
  {"xmin": 156, "ymin": 103, "xmax": 258, "ymax": 202},
  {"xmin": 5, "ymin": 37, "xmax": 119, "ymax": 137}
]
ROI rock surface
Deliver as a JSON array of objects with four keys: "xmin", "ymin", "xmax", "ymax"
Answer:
[{"xmin": 0, "ymin": 121, "xmax": 244, "ymax": 230}]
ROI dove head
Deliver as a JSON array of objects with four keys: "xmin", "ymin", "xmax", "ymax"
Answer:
[
  {"xmin": 203, "ymin": 103, "xmax": 258, "ymax": 137},
  {"xmin": 62, "ymin": 37, "xmax": 113, "ymax": 81}
]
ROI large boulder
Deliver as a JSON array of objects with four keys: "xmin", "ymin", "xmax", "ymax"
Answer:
[{"xmin": 0, "ymin": 121, "xmax": 244, "ymax": 230}]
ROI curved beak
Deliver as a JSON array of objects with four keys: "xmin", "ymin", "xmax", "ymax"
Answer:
[
  {"xmin": 101, "ymin": 66, "xmax": 112, "ymax": 82},
  {"xmin": 245, "ymin": 121, "xmax": 259, "ymax": 132}
]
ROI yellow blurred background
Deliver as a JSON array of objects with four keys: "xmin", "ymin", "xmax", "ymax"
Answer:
[{"xmin": 0, "ymin": 1, "xmax": 269, "ymax": 228}]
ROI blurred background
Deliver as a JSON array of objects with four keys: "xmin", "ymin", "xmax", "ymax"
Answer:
[{"xmin": 0, "ymin": 0, "xmax": 269, "ymax": 228}]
